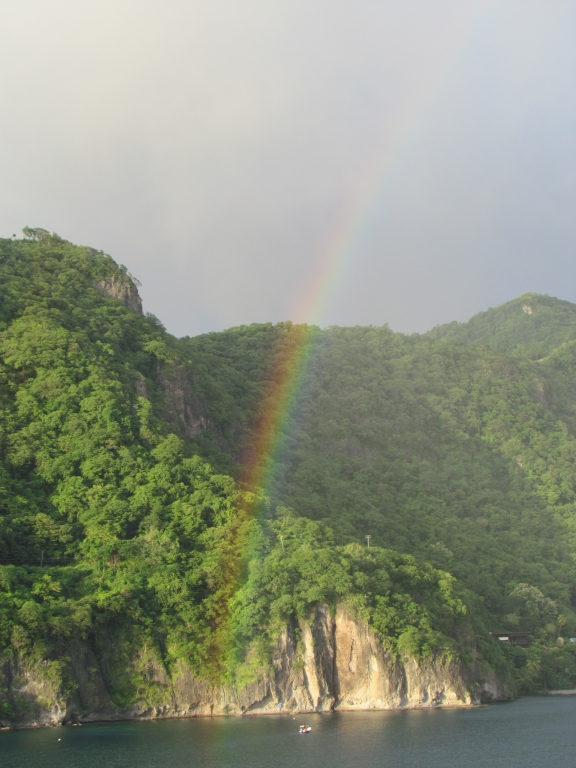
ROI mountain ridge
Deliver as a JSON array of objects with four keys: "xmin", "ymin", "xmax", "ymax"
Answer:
[
  {"xmin": 425, "ymin": 292, "xmax": 576, "ymax": 359},
  {"xmin": 1, "ymin": 233, "xmax": 576, "ymax": 726}
]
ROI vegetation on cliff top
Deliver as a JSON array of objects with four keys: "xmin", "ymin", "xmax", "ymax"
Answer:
[
  {"xmin": 0, "ymin": 234, "xmax": 473, "ymax": 718},
  {"xmin": 426, "ymin": 292, "xmax": 576, "ymax": 360},
  {"xmin": 182, "ymin": 313, "xmax": 576, "ymax": 627},
  {"xmin": 2, "ymin": 233, "xmax": 576, "ymax": 714}
]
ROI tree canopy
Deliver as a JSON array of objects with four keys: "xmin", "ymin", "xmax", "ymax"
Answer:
[{"xmin": 2, "ymin": 234, "xmax": 576, "ymax": 704}]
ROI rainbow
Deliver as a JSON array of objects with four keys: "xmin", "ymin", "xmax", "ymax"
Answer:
[
  {"xmin": 238, "ymin": 140, "xmax": 421, "ymax": 504},
  {"xmin": 243, "ymin": 4, "xmax": 488, "ymax": 501},
  {"xmin": 212, "ymin": 6, "xmax": 488, "ymax": 664},
  {"xmin": 240, "ymin": 322, "xmax": 318, "ymax": 499}
]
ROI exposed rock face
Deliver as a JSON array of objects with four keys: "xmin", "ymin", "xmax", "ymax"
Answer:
[
  {"xmin": 93, "ymin": 276, "xmax": 143, "ymax": 314},
  {"xmin": 158, "ymin": 364, "xmax": 209, "ymax": 439},
  {"xmin": 478, "ymin": 667, "xmax": 511, "ymax": 703},
  {"xmin": 134, "ymin": 374, "xmax": 151, "ymax": 400},
  {"xmin": 0, "ymin": 656, "xmax": 67, "ymax": 727},
  {"xmin": 0, "ymin": 605, "xmax": 511, "ymax": 728}
]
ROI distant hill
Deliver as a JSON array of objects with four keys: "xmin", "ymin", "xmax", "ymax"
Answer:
[
  {"xmin": 2, "ymin": 234, "xmax": 576, "ymax": 725},
  {"xmin": 0, "ymin": 233, "xmax": 486, "ymax": 723},
  {"xmin": 183, "ymin": 320, "xmax": 576, "ymax": 624},
  {"xmin": 426, "ymin": 293, "xmax": 576, "ymax": 359}
]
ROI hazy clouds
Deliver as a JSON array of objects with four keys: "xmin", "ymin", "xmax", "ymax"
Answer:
[{"xmin": 1, "ymin": 0, "xmax": 575, "ymax": 336}]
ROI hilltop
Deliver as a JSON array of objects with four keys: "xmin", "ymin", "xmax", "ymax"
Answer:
[
  {"xmin": 426, "ymin": 293, "xmax": 576, "ymax": 360},
  {"xmin": 1, "ymin": 232, "xmax": 576, "ymax": 724}
]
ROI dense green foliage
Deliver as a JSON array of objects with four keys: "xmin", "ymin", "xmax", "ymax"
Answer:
[
  {"xmin": 3, "ymin": 233, "xmax": 576, "ymax": 705},
  {"xmin": 183, "ymin": 323, "xmax": 576, "ymax": 637},
  {"xmin": 0, "ymin": 234, "xmax": 475, "ymax": 708},
  {"xmin": 502, "ymin": 641, "xmax": 576, "ymax": 693},
  {"xmin": 427, "ymin": 293, "xmax": 576, "ymax": 360},
  {"xmin": 0, "ymin": 233, "xmax": 266, "ymax": 680},
  {"xmin": 232, "ymin": 510, "xmax": 469, "ymax": 666},
  {"xmin": 181, "ymin": 296, "xmax": 576, "ymax": 689}
]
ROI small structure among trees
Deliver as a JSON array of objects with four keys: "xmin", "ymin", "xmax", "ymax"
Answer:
[{"xmin": 490, "ymin": 631, "xmax": 529, "ymax": 647}]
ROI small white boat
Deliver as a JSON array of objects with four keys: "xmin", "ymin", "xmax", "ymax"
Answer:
[{"xmin": 299, "ymin": 725, "xmax": 312, "ymax": 734}]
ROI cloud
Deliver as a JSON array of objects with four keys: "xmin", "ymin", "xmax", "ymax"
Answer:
[{"xmin": 0, "ymin": 0, "xmax": 574, "ymax": 335}]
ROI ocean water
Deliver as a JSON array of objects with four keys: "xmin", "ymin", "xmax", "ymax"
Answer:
[{"xmin": 1, "ymin": 696, "xmax": 575, "ymax": 768}]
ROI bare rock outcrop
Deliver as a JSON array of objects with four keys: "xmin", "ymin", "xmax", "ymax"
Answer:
[
  {"xmin": 158, "ymin": 364, "xmax": 209, "ymax": 439},
  {"xmin": 93, "ymin": 276, "xmax": 143, "ymax": 314},
  {"xmin": 0, "ymin": 604, "xmax": 512, "ymax": 728}
]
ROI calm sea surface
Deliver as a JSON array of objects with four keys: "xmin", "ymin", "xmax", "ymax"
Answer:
[{"xmin": 2, "ymin": 697, "xmax": 575, "ymax": 768}]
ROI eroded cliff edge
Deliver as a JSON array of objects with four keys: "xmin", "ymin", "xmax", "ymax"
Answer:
[{"xmin": 0, "ymin": 605, "xmax": 511, "ymax": 727}]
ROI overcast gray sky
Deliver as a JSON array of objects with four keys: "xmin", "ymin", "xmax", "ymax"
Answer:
[{"xmin": 1, "ymin": 0, "xmax": 575, "ymax": 336}]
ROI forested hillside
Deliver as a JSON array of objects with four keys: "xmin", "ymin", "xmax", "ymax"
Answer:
[
  {"xmin": 0, "ymin": 233, "xmax": 478, "ymax": 722},
  {"xmin": 181, "ymin": 300, "xmax": 576, "ymax": 687},
  {"xmin": 185, "ymin": 324, "xmax": 576, "ymax": 613},
  {"xmin": 1, "ymin": 232, "xmax": 576, "ymax": 720},
  {"xmin": 426, "ymin": 293, "xmax": 576, "ymax": 360}
]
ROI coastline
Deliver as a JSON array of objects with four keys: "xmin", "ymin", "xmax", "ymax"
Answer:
[{"xmin": 0, "ymin": 604, "xmax": 511, "ymax": 730}]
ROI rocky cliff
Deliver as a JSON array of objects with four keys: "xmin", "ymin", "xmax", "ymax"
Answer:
[
  {"xmin": 158, "ymin": 363, "xmax": 210, "ymax": 439},
  {"xmin": 93, "ymin": 275, "xmax": 143, "ymax": 314},
  {"xmin": 0, "ymin": 605, "xmax": 511, "ymax": 728},
  {"xmin": 93, "ymin": 274, "xmax": 211, "ymax": 440}
]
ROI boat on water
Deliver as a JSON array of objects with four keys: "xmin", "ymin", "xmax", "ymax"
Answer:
[{"xmin": 299, "ymin": 725, "xmax": 312, "ymax": 734}]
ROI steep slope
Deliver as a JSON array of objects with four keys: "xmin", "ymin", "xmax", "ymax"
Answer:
[
  {"xmin": 180, "ymin": 321, "xmax": 576, "ymax": 635},
  {"xmin": 0, "ymin": 603, "xmax": 506, "ymax": 727},
  {"xmin": 0, "ymin": 231, "xmax": 254, "ymax": 687},
  {"xmin": 4, "ymin": 232, "xmax": 576, "ymax": 726},
  {"xmin": 1, "ymin": 232, "xmax": 497, "ymax": 725}
]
